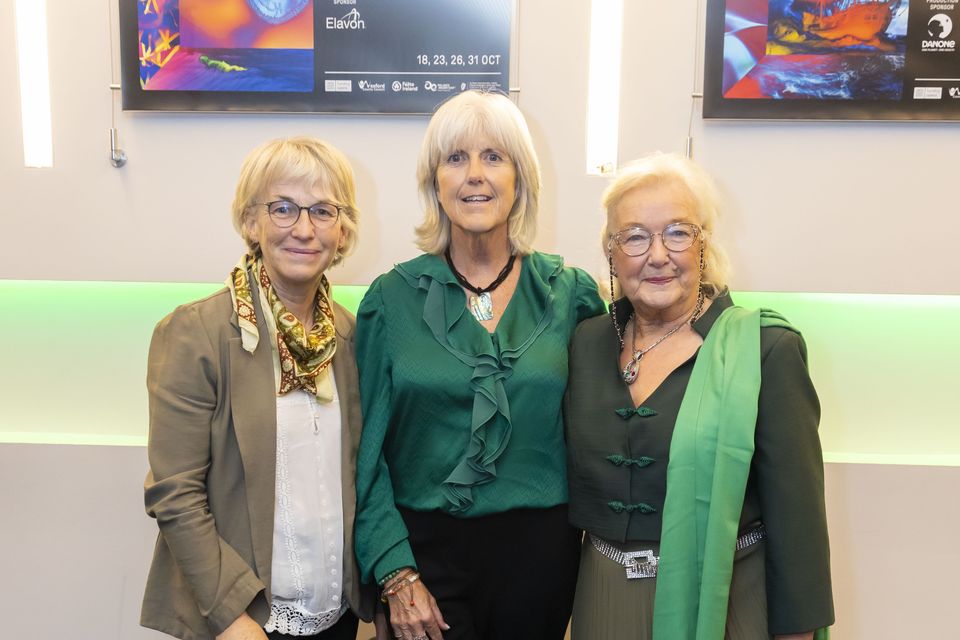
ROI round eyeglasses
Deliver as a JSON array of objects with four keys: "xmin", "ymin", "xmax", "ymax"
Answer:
[
  {"xmin": 609, "ymin": 222, "xmax": 701, "ymax": 257},
  {"xmin": 256, "ymin": 200, "xmax": 342, "ymax": 228}
]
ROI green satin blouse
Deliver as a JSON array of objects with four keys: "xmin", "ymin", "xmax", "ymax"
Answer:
[{"xmin": 353, "ymin": 251, "xmax": 605, "ymax": 584}]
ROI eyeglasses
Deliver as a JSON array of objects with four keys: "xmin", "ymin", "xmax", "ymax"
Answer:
[
  {"xmin": 256, "ymin": 200, "xmax": 342, "ymax": 228},
  {"xmin": 609, "ymin": 222, "xmax": 701, "ymax": 257}
]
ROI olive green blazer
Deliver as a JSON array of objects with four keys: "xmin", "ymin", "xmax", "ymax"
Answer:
[{"xmin": 140, "ymin": 287, "xmax": 374, "ymax": 640}]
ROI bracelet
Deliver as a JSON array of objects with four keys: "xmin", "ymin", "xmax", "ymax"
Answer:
[
  {"xmin": 381, "ymin": 567, "xmax": 415, "ymax": 591},
  {"xmin": 378, "ymin": 568, "xmax": 404, "ymax": 587},
  {"xmin": 382, "ymin": 570, "xmax": 419, "ymax": 597},
  {"xmin": 380, "ymin": 570, "xmax": 420, "ymax": 604}
]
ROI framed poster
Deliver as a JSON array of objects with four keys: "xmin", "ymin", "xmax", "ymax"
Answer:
[
  {"xmin": 703, "ymin": 0, "xmax": 960, "ymax": 120},
  {"xmin": 120, "ymin": 0, "xmax": 512, "ymax": 113}
]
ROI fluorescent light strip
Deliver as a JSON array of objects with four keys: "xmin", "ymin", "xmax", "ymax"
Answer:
[
  {"xmin": 14, "ymin": 0, "xmax": 53, "ymax": 168},
  {"xmin": 585, "ymin": 0, "xmax": 623, "ymax": 176}
]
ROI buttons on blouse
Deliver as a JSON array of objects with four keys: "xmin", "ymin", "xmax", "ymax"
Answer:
[
  {"xmin": 606, "ymin": 454, "xmax": 655, "ymax": 468},
  {"xmin": 607, "ymin": 500, "xmax": 657, "ymax": 515},
  {"xmin": 604, "ymin": 446, "xmax": 657, "ymax": 517},
  {"xmin": 614, "ymin": 405, "xmax": 658, "ymax": 419}
]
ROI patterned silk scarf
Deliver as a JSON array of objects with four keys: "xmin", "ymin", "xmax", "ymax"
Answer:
[{"xmin": 227, "ymin": 253, "xmax": 337, "ymax": 402}]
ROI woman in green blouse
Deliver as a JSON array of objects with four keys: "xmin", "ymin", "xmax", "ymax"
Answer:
[
  {"xmin": 354, "ymin": 91, "xmax": 605, "ymax": 640},
  {"xmin": 564, "ymin": 153, "xmax": 834, "ymax": 639}
]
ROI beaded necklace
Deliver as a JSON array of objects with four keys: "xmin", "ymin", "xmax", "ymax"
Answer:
[{"xmin": 444, "ymin": 247, "xmax": 517, "ymax": 322}]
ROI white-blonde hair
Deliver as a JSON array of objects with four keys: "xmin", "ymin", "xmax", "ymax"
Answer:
[
  {"xmin": 602, "ymin": 152, "xmax": 731, "ymax": 299},
  {"xmin": 415, "ymin": 91, "xmax": 541, "ymax": 255},
  {"xmin": 231, "ymin": 136, "xmax": 359, "ymax": 266}
]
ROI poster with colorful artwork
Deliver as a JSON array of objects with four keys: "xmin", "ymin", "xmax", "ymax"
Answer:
[
  {"xmin": 135, "ymin": 0, "xmax": 314, "ymax": 92},
  {"xmin": 703, "ymin": 0, "xmax": 960, "ymax": 119},
  {"xmin": 120, "ymin": 0, "xmax": 512, "ymax": 113}
]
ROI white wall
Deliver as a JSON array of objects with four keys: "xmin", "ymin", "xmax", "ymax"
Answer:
[{"xmin": 2, "ymin": 1, "xmax": 956, "ymax": 294}]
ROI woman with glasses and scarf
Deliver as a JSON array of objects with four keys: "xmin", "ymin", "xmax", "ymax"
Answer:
[
  {"xmin": 564, "ymin": 153, "xmax": 834, "ymax": 640},
  {"xmin": 141, "ymin": 137, "xmax": 376, "ymax": 640}
]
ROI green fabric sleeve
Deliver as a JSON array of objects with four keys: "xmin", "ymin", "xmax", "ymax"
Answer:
[
  {"xmin": 572, "ymin": 267, "xmax": 607, "ymax": 324},
  {"xmin": 755, "ymin": 329, "xmax": 834, "ymax": 634},
  {"xmin": 353, "ymin": 278, "xmax": 417, "ymax": 584}
]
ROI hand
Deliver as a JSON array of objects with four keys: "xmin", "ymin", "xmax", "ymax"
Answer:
[
  {"xmin": 384, "ymin": 576, "xmax": 449, "ymax": 640},
  {"xmin": 216, "ymin": 612, "xmax": 268, "ymax": 640}
]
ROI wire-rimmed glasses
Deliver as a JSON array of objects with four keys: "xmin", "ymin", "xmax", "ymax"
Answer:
[
  {"xmin": 256, "ymin": 200, "xmax": 342, "ymax": 228},
  {"xmin": 609, "ymin": 222, "xmax": 701, "ymax": 257}
]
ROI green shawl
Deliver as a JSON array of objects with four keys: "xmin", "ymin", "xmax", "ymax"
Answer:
[{"xmin": 652, "ymin": 306, "xmax": 829, "ymax": 640}]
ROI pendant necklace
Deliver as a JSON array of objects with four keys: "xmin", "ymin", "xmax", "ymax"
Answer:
[
  {"xmin": 621, "ymin": 291, "xmax": 705, "ymax": 385},
  {"xmin": 444, "ymin": 247, "xmax": 517, "ymax": 322}
]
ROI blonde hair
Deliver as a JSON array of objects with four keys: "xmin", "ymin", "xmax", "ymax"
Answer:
[
  {"xmin": 231, "ymin": 136, "xmax": 359, "ymax": 266},
  {"xmin": 602, "ymin": 153, "xmax": 731, "ymax": 299},
  {"xmin": 415, "ymin": 91, "xmax": 541, "ymax": 255}
]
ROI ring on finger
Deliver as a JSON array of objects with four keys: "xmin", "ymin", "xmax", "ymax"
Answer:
[{"xmin": 412, "ymin": 635, "xmax": 428, "ymax": 640}]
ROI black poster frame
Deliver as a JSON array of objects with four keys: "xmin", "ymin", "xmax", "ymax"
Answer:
[
  {"xmin": 703, "ymin": 0, "xmax": 960, "ymax": 120},
  {"xmin": 120, "ymin": 0, "xmax": 513, "ymax": 114}
]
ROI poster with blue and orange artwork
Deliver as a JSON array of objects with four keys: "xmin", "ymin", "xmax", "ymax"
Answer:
[
  {"xmin": 120, "ymin": 0, "xmax": 512, "ymax": 113},
  {"xmin": 704, "ymin": 0, "xmax": 960, "ymax": 119},
  {"xmin": 137, "ymin": 0, "xmax": 314, "ymax": 92}
]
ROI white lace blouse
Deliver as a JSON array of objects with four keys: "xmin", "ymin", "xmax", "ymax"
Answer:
[{"xmin": 264, "ymin": 374, "xmax": 346, "ymax": 635}]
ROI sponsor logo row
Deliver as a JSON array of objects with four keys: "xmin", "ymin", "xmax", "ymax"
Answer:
[
  {"xmin": 324, "ymin": 80, "xmax": 501, "ymax": 94},
  {"xmin": 913, "ymin": 86, "xmax": 960, "ymax": 99}
]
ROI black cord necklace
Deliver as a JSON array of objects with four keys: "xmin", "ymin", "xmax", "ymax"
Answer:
[{"xmin": 444, "ymin": 247, "xmax": 517, "ymax": 321}]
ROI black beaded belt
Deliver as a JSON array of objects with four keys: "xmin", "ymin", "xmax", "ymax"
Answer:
[{"xmin": 589, "ymin": 524, "xmax": 767, "ymax": 580}]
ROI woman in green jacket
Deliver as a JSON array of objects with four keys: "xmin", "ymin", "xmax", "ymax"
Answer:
[
  {"xmin": 354, "ymin": 91, "xmax": 604, "ymax": 640},
  {"xmin": 565, "ymin": 153, "xmax": 834, "ymax": 639}
]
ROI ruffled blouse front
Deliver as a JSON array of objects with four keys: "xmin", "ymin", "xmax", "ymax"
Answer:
[{"xmin": 353, "ymin": 252, "xmax": 604, "ymax": 583}]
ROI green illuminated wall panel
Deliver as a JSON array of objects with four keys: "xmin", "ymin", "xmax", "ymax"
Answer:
[
  {"xmin": 734, "ymin": 292, "xmax": 960, "ymax": 466},
  {"xmin": 0, "ymin": 281, "xmax": 365, "ymax": 446},
  {"xmin": 1, "ymin": 281, "xmax": 957, "ymax": 465}
]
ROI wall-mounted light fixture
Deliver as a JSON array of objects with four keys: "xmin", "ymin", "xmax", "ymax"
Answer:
[
  {"xmin": 14, "ymin": 0, "xmax": 54, "ymax": 168},
  {"xmin": 585, "ymin": 0, "xmax": 623, "ymax": 176}
]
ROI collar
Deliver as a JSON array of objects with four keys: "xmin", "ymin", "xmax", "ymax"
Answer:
[
  {"xmin": 395, "ymin": 252, "xmax": 459, "ymax": 285},
  {"xmin": 394, "ymin": 250, "xmax": 565, "ymax": 349},
  {"xmin": 395, "ymin": 250, "xmax": 564, "ymax": 283},
  {"xmin": 691, "ymin": 292, "xmax": 733, "ymax": 339}
]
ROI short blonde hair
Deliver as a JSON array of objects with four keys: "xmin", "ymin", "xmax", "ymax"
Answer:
[
  {"xmin": 602, "ymin": 153, "xmax": 731, "ymax": 298},
  {"xmin": 231, "ymin": 136, "xmax": 359, "ymax": 266},
  {"xmin": 415, "ymin": 91, "xmax": 541, "ymax": 255}
]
